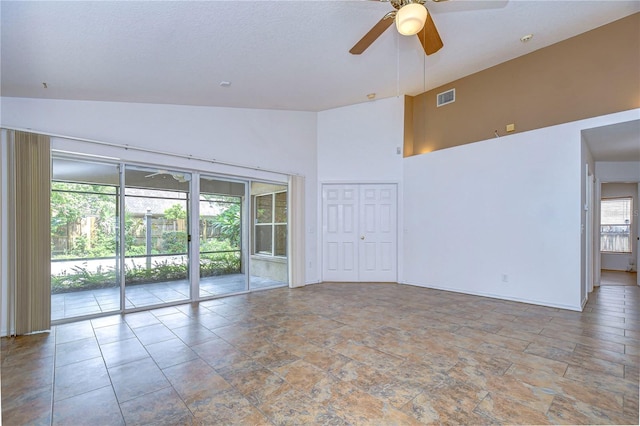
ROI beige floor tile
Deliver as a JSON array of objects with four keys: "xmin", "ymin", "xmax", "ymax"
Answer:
[{"xmin": 2, "ymin": 283, "xmax": 639, "ymax": 425}]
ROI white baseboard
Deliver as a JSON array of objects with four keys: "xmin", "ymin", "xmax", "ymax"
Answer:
[{"xmin": 399, "ymin": 280, "xmax": 582, "ymax": 312}]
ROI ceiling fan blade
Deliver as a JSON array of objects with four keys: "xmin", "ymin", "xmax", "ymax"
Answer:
[
  {"xmin": 417, "ymin": 11, "xmax": 443, "ymax": 55},
  {"xmin": 145, "ymin": 169, "xmax": 168, "ymax": 178},
  {"xmin": 349, "ymin": 14, "xmax": 395, "ymax": 55}
]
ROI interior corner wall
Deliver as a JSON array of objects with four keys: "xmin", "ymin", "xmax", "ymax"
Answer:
[
  {"xmin": 411, "ymin": 12, "xmax": 640, "ymax": 154},
  {"xmin": 402, "ymin": 109, "xmax": 640, "ymax": 311},
  {"xmin": 0, "ymin": 96, "xmax": 321, "ymax": 285}
]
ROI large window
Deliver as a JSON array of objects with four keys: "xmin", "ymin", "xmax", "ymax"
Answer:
[
  {"xmin": 601, "ymin": 197, "xmax": 632, "ymax": 253},
  {"xmin": 254, "ymin": 191, "xmax": 287, "ymax": 257}
]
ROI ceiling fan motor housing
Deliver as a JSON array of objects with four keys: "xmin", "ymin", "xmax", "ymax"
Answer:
[{"xmin": 349, "ymin": 0, "xmax": 442, "ymax": 56}]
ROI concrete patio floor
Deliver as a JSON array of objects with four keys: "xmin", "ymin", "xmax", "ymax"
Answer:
[{"xmin": 52, "ymin": 274, "xmax": 285, "ymax": 321}]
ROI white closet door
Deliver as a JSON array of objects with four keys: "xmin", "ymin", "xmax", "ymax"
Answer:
[
  {"xmin": 358, "ymin": 184, "xmax": 397, "ymax": 282},
  {"xmin": 322, "ymin": 184, "xmax": 397, "ymax": 282},
  {"xmin": 322, "ymin": 185, "xmax": 359, "ymax": 281}
]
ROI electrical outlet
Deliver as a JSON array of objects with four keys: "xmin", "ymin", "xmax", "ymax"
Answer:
[{"xmin": 501, "ymin": 274, "xmax": 509, "ymax": 283}]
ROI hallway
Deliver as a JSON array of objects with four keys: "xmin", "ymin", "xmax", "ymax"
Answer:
[{"xmin": 601, "ymin": 270, "xmax": 638, "ymax": 287}]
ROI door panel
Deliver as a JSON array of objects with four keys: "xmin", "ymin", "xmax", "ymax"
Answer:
[
  {"xmin": 322, "ymin": 185, "xmax": 359, "ymax": 281},
  {"xmin": 199, "ymin": 176, "xmax": 246, "ymax": 298},
  {"xmin": 322, "ymin": 184, "xmax": 397, "ymax": 282},
  {"xmin": 50, "ymin": 158, "xmax": 120, "ymax": 321},
  {"xmin": 124, "ymin": 166, "xmax": 191, "ymax": 309},
  {"xmin": 344, "ymin": 242, "xmax": 355, "ymax": 271},
  {"xmin": 358, "ymin": 184, "xmax": 397, "ymax": 282},
  {"xmin": 363, "ymin": 242, "xmax": 376, "ymax": 270}
]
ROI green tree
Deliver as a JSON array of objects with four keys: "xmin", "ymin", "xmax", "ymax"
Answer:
[
  {"xmin": 162, "ymin": 231, "xmax": 188, "ymax": 254},
  {"xmin": 212, "ymin": 203, "xmax": 241, "ymax": 248},
  {"xmin": 164, "ymin": 203, "xmax": 187, "ymax": 233},
  {"xmin": 51, "ymin": 182, "xmax": 118, "ymax": 258},
  {"xmin": 164, "ymin": 204, "xmax": 187, "ymax": 220},
  {"xmin": 124, "ymin": 212, "xmax": 147, "ymax": 256}
]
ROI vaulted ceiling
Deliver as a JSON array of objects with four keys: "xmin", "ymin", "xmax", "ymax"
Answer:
[{"xmin": 2, "ymin": 0, "xmax": 638, "ymax": 112}]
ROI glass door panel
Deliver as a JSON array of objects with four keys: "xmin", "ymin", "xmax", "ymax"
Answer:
[
  {"xmin": 124, "ymin": 166, "xmax": 190, "ymax": 309},
  {"xmin": 250, "ymin": 182, "xmax": 288, "ymax": 290},
  {"xmin": 51, "ymin": 157, "xmax": 120, "ymax": 321},
  {"xmin": 199, "ymin": 177, "xmax": 246, "ymax": 297}
]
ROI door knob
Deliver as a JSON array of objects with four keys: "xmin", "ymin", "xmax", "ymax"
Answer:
[{"xmin": 360, "ymin": 236, "xmax": 365, "ymax": 240}]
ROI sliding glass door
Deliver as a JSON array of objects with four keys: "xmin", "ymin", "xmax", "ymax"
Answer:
[
  {"xmin": 51, "ymin": 158, "xmax": 120, "ymax": 321},
  {"xmin": 199, "ymin": 177, "xmax": 246, "ymax": 297},
  {"xmin": 123, "ymin": 166, "xmax": 191, "ymax": 308},
  {"xmin": 51, "ymin": 157, "xmax": 291, "ymax": 323}
]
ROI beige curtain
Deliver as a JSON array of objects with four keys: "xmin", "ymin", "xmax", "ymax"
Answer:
[
  {"xmin": 7, "ymin": 131, "xmax": 51, "ymax": 335},
  {"xmin": 287, "ymin": 175, "xmax": 305, "ymax": 288}
]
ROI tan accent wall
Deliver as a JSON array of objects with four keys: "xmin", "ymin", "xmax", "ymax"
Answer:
[
  {"xmin": 403, "ymin": 95, "xmax": 415, "ymax": 157},
  {"xmin": 407, "ymin": 13, "xmax": 640, "ymax": 156}
]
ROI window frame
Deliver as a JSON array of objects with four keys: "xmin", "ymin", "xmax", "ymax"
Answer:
[
  {"xmin": 253, "ymin": 190, "xmax": 287, "ymax": 258},
  {"xmin": 600, "ymin": 196, "xmax": 633, "ymax": 254}
]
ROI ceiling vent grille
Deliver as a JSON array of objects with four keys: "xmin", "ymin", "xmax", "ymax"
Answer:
[{"xmin": 437, "ymin": 88, "xmax": 455, "ymax": 107}]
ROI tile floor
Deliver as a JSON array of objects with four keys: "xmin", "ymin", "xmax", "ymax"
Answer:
[
  {"xmin": 2, "ymin": 283, "xmax": 639, "ymax": 425},
  {"xmin": 52, "ymin": 274, "xmax": 286, "ymax": 321}
]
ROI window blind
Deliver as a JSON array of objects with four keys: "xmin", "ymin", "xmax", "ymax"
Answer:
[{"xmin": 7, "ymin": 131, "xmax": 51, "ymax": 335}]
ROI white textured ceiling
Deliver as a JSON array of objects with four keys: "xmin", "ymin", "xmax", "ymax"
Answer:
[{"xmin": 1, "ymin": 0, "xmax": 639, "ymax": 112}]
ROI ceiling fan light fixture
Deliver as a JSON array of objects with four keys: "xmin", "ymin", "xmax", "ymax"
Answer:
[{"xmin": 395, "ymin": 3, "xmax": 427, "ymax": 36}]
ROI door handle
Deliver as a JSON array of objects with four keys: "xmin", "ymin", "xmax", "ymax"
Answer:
[{"xmin": 360, "ymin": 236, "xmax": 365, "ymax": 240}]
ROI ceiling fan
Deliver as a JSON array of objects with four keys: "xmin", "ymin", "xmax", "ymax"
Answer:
[
  {"xmin": 350, "ymin": 0, "xmax": 446, "ymax": 56},
  {"xmin": 145, "ymin": 170, "xmax": 191, "ymax": 183}
]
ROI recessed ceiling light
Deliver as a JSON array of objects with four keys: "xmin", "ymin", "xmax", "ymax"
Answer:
[
  {"xmin": 367, "ymin": 93, "xmax": 376, "ymax": 100},
  {"xmin": 219, "ymin": 81, "xmax": 231, "ymax": 88},
  {"xmin": 520, "ymin": 34, "xmax": 534, "ymax": 43}
]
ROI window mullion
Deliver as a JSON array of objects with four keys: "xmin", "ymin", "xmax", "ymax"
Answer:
[{"xmin": 271, "ymin": 193, "xmax": 276, "ymax": 256}]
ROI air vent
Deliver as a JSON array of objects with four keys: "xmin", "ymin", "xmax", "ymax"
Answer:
[{"xmin": 437, "ymin": 88, "xmax": 455, "ymax": 107}]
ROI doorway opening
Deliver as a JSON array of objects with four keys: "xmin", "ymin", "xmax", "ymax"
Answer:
[{"xmin": 599, "ymin": 184, "xmax": 637, "ymax": 288}]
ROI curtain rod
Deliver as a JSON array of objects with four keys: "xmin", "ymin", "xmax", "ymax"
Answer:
[{"xmin": 1, "ymin": 126, "xmax": 300, "ymax": 177}]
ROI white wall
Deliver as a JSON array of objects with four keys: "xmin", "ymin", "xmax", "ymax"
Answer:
[
  {"xmin": 1, "ymin": 130, "xmax": 7, "ymax": 336},
  {"xmin": 403, "ymin": 109, "xmax": 640, "ymax": 311},
  {"xmin": 581, "ymin": 136, "xmax": 596, "ymax": 304},
  {"xmin": 317, "ymin": 96, "xmax": 404, "ymax": 183},
  {"xmin": 596, "ymin": 161, "xmax": 640, "ymax": 182},
  {"xmin": 600, "ymin": 182, "xmax": 638, "ymax": 271},
  {"xmin": 0, "ymin": 96, "xmax": 321, "ymax": 284}
]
